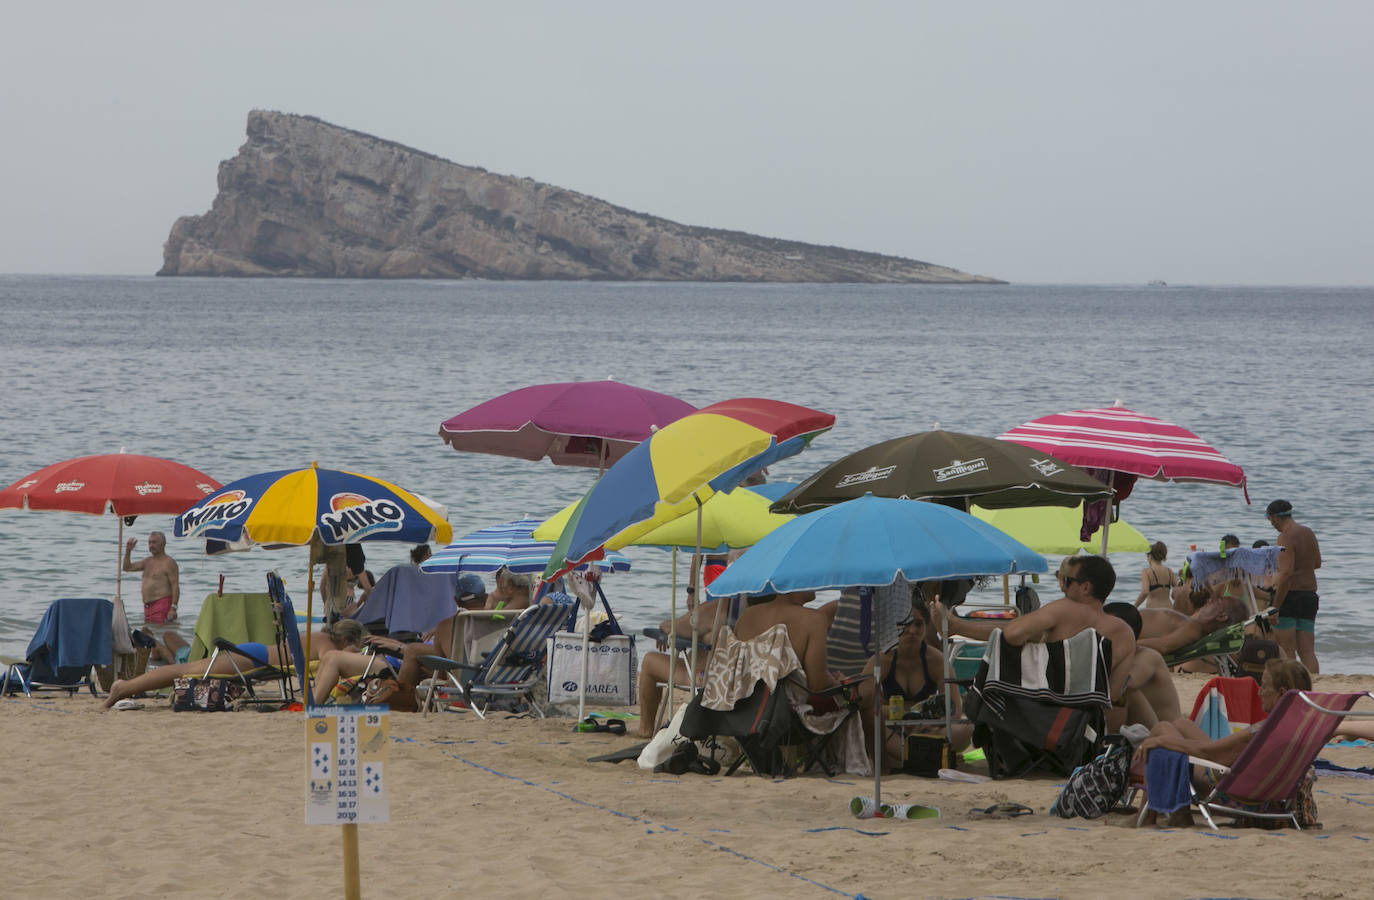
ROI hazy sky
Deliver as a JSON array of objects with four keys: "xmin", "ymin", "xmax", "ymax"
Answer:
[{"xmin": 3, "ymin": 2, "xmax": 1371, "ymax": 284}]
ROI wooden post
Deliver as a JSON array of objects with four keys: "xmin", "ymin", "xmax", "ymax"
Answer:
[{"xmin": 341, "ymin": 822, "xmax": 361, "ymax": 900}]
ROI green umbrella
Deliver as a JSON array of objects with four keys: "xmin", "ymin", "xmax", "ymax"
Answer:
[{"xmin": 971, "ymin": 503, "xmax": 1149, "ymax": 555}]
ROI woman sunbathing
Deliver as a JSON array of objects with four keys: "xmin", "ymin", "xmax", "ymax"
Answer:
[{"xmin": 102, "ymin": 619, "xmax": 367, "ymax": 709}]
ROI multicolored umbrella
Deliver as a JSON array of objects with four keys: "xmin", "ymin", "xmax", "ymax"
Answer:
[
  {"xmin": 438, "ymin": 379, "xmax": 696, "ymax": 469},
  {"xmin": 1, "ymin": 450, "xmax": 221, "ymax": 610},
  {"xmin": 421, "ymin": 518, "xmax": 630, "ymax": 575},
  {"xmin": 543, "ymin": 398, "xmax": 835, "ymax": 578},
  {"xmin": 770, "ymin": 429, "xmax": 1111, "ymax": 513},
  {"xmin": 172, "ymin": 463, "xmax": 452, "ymax": 548},
  {"xmin": 998, "ymin": 401, "xmax": 1247, "ymax": 492},
  {"xmin": 534, "ymin": 484, "xmax": 795, "ymax": 553}
]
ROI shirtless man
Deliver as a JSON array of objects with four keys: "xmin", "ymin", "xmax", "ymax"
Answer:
[
  {"xmin": 733, "ymin": 590, "xmax": 834, "ymax": 694},
  {"xmin": 1103, "ymin": 603, "xmax": 1182, "ymax": 728},
  {"xmin": 124, "ymin": 532, "xmax": 180, "ymax": 623},
  {"xmin": 1135, "ymin": 595, "xmax": 1246, "ymax": 658},
  {"xmin": 1266, "ymin": 498, "xmax": 1322, "ymax": 673},
  {"xmin": 938, "ymin": 555, "xmax": 1136, "ymax": 728}
]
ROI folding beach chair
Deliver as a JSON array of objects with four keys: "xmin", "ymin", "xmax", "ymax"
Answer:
[
  {"xmin": 963, "ymin": 627, "xmax": 1112, "ymax": 779},
  {"xmin": 417, "ymin": 597, "xmax": 575, "ymax": 719},
  {"xmin": 1, "ymin": 597, "xmax": 114, "ymax": 697},
  {"xmin": 1189, "ymin": 676, "xmax": 1266, "ymax": 740},
  {"xmin": 1189, "ymin": 690, "xmax": 1374, "ymax": 830}
]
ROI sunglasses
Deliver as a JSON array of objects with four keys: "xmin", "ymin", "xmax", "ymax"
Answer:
[{"xmin": 1062, "ymin": 575, "xmax": 1088, "ymax": 586}]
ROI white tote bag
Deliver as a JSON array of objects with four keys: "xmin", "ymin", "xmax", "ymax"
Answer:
[{"xmin": 545, "ymin": 632, "xmax": 638, "ymax": 706}]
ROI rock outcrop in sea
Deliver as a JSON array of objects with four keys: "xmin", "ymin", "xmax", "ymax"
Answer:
[{"xmin": 160, "ymin": 110, "xmax": 1003, "ymax": 283}]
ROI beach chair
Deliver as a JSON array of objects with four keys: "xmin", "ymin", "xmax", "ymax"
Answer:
[
  {"xmin": 417, "ymin": 597, "xmax": 574, "ymax": 719},
  {"xmin": 825, "ymin": 588, "xmax": 873, "ymax": 680},
  {"xmin": 1189, "ymin": 676, "xmax": 1266, "ymax": 740},
  {"xmin": 962, "ymin": 627, "xmax": 1112, "ymax": 779},
  {"xmin": 678, "ymin": 624, "xmax": 869, "ymax": 777},
  {"xmin": 1187, "ymin": 690, "xmax": 1374, "ymax": 830},
  {"xmin": 1, "ymin": 597, "xmax": 114, "ymax": 698}
]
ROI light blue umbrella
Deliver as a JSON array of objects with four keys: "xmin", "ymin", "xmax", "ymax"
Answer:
[
  {"xmin": 703, "ymin": 494, "xmax": 1046, "ymax": 815},
  {"xmin": 705, "ymin": 494, "xmax": 1046, "ymax": 597},
  {"xmin": 421, "ymin": 518, "xmax": 631, "ymax": 575}
]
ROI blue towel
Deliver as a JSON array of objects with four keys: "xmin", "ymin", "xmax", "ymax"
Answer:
[
  {"xmin": 1146, "ymin": 749, "xmax": 1194, "ymax": 814},
  {"xmin": 25, "ymin": 598, "xmax": 113, "ymax": 682},
  {"xmin": 352, "ymin": 566, "xmax": 458, "ymax": 635}
]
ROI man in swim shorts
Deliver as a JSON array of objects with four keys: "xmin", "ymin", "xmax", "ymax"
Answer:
[
  {"xmin": 124, "ymin": 531, "xmax": 180, "ymax": 623},
  {"xmin": 1266, "ymin": 498, "xmax": 1322, "ymax": 673}
]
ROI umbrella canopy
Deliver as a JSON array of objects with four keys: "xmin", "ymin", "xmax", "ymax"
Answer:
[
  {"xmin": 971, "ymin": 503, "xmax": 1150, "ymax": 555},
  {"xmin": 545, "ymin": 398, "xmax": 835, "ymax": 577},
  {"xmin": 172, "ymin": 463, "xmax": 452, "ymax": 547},
  {"xmin": 421, "ymin": 518, "xmax": 630, "ymax": 575},
  {"xmin": 534, "ymin": 484, "xmax": 795, "ymax": 552},
  {"xmin": 1, "ymin": 451, "xmax": 221, "ymax": 516},
  {"xmin": 770, "ymin": 429, "xmax": 1112, "ymax": 513},
  {"xmin": 706, "ymin": 494, "xmax": 1047, "ymax": 597},
  {"xmin": 998, "ymin": 401, "xmax": 1247, "ymax": 493},
  {"xmin": 438, "ymin": 379, "xmax": 696, "ymax": 469}
]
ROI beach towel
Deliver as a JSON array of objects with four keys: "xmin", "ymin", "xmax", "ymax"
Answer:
[
  {"xmin": 189, "ymin": 593, "xmax": 279, "ymax": 661},
  {"xmin": 351, "ymin": 566, "xmax": 458, "ymax": 635},
  {"xmin": 975, "ymin": 628, "xmax": 1111, "ymax": 718},
  {"xmin": 26, "ymin": 597, "xmax": 114, "ymax": 682},
  {"xmin": 1145, "ymin": 749, "xmax": 1194, "ymax": 814},
  {"xmin": 1186, "ymin": 546, "xmax": 1280, "ymax": 589}
]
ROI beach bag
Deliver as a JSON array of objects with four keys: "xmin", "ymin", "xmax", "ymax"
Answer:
[
  {"xmin": 1049, "ymin": 737, "xmax": 1132, "ymax": 819},
  {"xmin": 903, "ymin": 734, "xmax": 958, "ymax": 777},
  {"xmin": 362, "ymin": 674, "xmax": 417, "ymax": 712},
  {"xmin": 171, "ymin": 677, "xmax": 245, "ymax": 712},
  {"xmin": 545, "ymin": 632, "xmax": 637, "ymax": 706}
]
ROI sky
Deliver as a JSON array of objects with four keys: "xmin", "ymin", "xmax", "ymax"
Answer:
[{"xmin": 2, "ymin": 2, "xmax": 1371, "ymax": 284}]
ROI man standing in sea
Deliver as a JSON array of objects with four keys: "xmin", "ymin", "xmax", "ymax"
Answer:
[
  {"xmin": 1266, "ymin": 499, "xmax": 1322, "ymax": 674},
  {"xmin": 123, "ymin": 531, "xmax": 181, "ymax": 624}
]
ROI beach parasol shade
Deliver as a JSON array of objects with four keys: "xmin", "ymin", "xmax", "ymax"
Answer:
[
  {"xmin": 172, "ymin": 463, "xmax": 452, "ymax": 547},
  {"xmin": 997, "ymin": 402, "xmax": 1247, "ymax": 492},
  {"xmin": 438, "ymin": 379, "xmax": 696, "ymax": 469},
  {"xmin": 1, "ymin": 451, "xmax": 220, "ymax": 516},
  {"xmin": 706, "ymin": 494, "xmax": 1046, "ymax": 597},
  {"xmin": 534, "ymin": 484, "xmax": 795, "ymax": 553},
  {"xmin": 971, "ymin": 503, "xmax": 1150, "ymax": 555},
  {"xmin": 770, "ymin": 429, "xmax": 1112, "ymax": 514},
  {"xmin": 421, "ymin": 518, "xmax": 630, "ymax": 575},
  {"xmin": 543, "ymin": 398, "xmax": 835, "ymax": 578}
]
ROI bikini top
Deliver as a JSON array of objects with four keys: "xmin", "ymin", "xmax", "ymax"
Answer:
[{"xmin": 881, "ymin": 646, "xmax": 937, "ymax": 704}]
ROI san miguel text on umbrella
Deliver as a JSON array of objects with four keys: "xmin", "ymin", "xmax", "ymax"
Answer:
[
  {"xmin": 933, "ymin": 458, "xmax": 989, "ymax": 482},
  {"xmin": 835, "ymin": 465, "xmax": 898, "ymax": 488},
  {"xmin": 1028, "ymin": 459, "xmax": 1065, "ymax": 477}
]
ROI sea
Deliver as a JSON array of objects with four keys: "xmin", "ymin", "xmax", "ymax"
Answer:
[{"xmin": 1, "ymin": 276, "xmax": 1370, "ymax": 672}]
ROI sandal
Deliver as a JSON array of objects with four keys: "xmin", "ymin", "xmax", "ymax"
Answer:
[
  {"xmin": 654, "ymin": 742, "xmax": 699, "ymax": 775},
  {"xmin": 968, "ymin": 803, "xmax": 1035, "ymax": 819}
]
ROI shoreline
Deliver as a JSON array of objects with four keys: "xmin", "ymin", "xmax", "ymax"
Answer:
[{"xmin": 3, "ymin": 672, "xmax": 1372, "ymax": 899}]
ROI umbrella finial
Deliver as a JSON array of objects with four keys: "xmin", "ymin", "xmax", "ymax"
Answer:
[
  {"xmin": 1112, "ymin": 399, "xmax": 1124, "ymax": 407},
  {"xmin": 606, "ymin": 375, "xmax": 616, "ymax": 381},
  {"xmin": 119, "ymin": 446, "xmax": 127, "ymax": 454},
  {"xmin": 933, "ymin": 422, "xmax": 942, "ymax": 430}
]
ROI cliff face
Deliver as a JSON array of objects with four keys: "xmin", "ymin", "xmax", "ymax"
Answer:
[{"xmin": 160, "ymin": 110, "xmax": 1003, "ymax": 283}]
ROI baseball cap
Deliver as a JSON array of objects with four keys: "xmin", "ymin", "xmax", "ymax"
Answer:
[
  {"xmin": 1265, "ymin": 499, "xmax": 1293, "ymax": 517},
  {"xmin": 457, "ymin": 573, "xmax": 487, "ymax": 602}
]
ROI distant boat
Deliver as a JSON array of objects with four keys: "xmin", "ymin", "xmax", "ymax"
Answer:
[{"xmin": 1146, "ymin": 279, "xmax": 1168, "ymax": 287}]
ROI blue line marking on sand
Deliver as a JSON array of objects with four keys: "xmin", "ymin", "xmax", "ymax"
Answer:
[
  {"xmin": 805, "ymin": 826, "xmax": 890, "ymax": 836},
  {"xmin": 424, "ymin": 741, "xmax": 861, "ymax": 898}
]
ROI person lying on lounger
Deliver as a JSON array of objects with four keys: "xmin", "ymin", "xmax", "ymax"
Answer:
[
  {"xmin": 1135, "ymin": 595, "xmax": 1247, "ymax": 658},
  {"xmin": 102, "ymin": 619, "xmax": 367, "ymax": 709}
]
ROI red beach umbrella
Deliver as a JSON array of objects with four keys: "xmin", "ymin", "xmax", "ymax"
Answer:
[
  {"xmin": 1, "ymin": 450, "xmax": 222, "ymax": 605},
  {"xmin": 439, "ymin": 378, "xmax": 696, "ymax": 470}
]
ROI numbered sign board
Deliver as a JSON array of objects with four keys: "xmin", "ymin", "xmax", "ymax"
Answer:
[{"xmin": 306, "ymin": 704, "xmax": 390, "ymax": 825}]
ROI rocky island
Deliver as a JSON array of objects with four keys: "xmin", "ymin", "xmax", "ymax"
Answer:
[{"xmin": 160, "ymin": 110, "xmax": 1003, "ymax": 283}]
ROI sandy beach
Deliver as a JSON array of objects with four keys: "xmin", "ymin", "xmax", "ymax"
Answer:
[{"xmin": 2, "ymin": 672, "xmax": 1371, "ymax": 900}]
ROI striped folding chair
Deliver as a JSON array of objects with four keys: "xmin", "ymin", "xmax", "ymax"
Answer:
[{"xmin": 418, "ymin": 597, "xmax": 575, "ymax": 719}]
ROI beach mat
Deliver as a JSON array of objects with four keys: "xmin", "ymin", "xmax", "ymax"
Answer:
[{"xmin": 588, "ymin": 742, "xmax": 648, "ymax": 764}]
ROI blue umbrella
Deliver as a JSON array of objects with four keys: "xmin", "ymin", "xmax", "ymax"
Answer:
[
  {"xmin": 705, "ymin": 494, "xmax": 1046, "ymax": 597},
  {"xmin": 421, "ymin": 518, "xmax": 631, "ymax": 575},
  {"xmin": 703, "ymin": 494, "xmax": 1046, "ymax": 814}
]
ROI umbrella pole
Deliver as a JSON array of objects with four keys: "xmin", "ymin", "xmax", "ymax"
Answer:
[
  {"xmin": 872, "ymin": 652, "xmax": 883, "ymax": 812},
  {"xmin": 305, "ymin": 564, "xmax": 315, "ymax": 706},
  {"xmin": 577, "ymin": 589, "xmax": 593, "ymax": 721},
  {"xmin": 665, "ymin": 548, "xmax": 678, "ymax": 720},
  {"xmin": 943, "ymin": 604, "xmax": 954, "ymax": 745},
  {"xmin": 116, "ymin": 515, "xmax": 124, "ymax": 604},
  {"xmin": 688, "ymin": 498, "xmax": 704, "ymax": 690},
  {"xmin": 1099, "ymin": 472, "xmax": 1115, "ymax": 555}
]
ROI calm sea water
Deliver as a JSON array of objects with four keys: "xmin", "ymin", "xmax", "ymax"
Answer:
[{"xmin": 1, "ymin": 277, "xmax": 1370, "ymax": 671}]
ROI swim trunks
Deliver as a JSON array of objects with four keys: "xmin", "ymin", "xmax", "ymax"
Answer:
[
  {"xmin": 1276, "ymin": 590, "xmax": 1318, "ymax": 628},
  {"xmin": 175, "ymin": 646, "xmax": 190, "ymax": 664},
  {"xmin": 144, "ymin": 595, "xmax": 173, "ymax": 624}
]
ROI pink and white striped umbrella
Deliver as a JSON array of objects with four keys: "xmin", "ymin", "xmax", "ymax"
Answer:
[{"xmin": 998, "ymin": 402, "xmax": 1247, "ymax": 497}]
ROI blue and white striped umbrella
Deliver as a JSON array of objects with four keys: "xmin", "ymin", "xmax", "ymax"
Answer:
[{"xmin": 420, "ymin": 518, "xmax": 631, "ymax": 575}]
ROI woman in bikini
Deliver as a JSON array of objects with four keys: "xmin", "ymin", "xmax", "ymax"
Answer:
[
  {"xmin": 857, "ymin": 600, "xmax": 971, "ymax": 771},
  {"xmin": 1135, "ymin": 542, "xmax": 1178, "ymax": 609}
]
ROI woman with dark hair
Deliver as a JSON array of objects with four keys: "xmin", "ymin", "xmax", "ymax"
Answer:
[{"xmin": 1135, "ymin": 542, "xmax": 1178, "ymax": 609}]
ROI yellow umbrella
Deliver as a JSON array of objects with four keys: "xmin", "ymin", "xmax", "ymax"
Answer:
[
  {"xmin": 971, "ymin": 503, "xmax": 1149, "ymax": 555},
  {"xmin": 533, "ymin": 485, "xmax": 793, "ymax": 551}
]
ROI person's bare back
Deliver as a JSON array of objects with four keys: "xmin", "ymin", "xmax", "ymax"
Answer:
[{"xmin": 734, "ymin": 592, "xmax": 833, "ymax": 692}]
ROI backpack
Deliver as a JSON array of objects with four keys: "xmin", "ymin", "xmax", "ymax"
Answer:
[{"xmin": 1049, "ymin": 736, "xmax": 1132, "ymax": 819}]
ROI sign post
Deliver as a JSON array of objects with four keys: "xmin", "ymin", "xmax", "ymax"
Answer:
[{"xmin": 307, "ymin": 704, "xmax": 390, "ymax": 899}]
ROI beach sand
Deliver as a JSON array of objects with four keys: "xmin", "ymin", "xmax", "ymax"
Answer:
[{"xmin": 3, "ymin": 672, "xmax": 1372, "ymax": 900}]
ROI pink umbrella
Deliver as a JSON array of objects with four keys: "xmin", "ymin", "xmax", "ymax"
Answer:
[
  {"xmin": 999, "ymin": 401, "xmax": 1248, "ymax": 552},
  {"xmin": 439, "ymin": 378, "xmax": 696, "ymax": 470}
]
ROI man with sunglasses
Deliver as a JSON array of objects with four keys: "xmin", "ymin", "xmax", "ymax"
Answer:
[{"xmin": 937, "ymin": 555, "xmax": 1136, "ymax": 725}]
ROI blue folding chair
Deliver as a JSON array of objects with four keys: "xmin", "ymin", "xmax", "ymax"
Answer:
[
  {"xmin": 2, "ymin": 598, "xmax": 113, "ymax": 697},
  {"xmin": 418, "ymin": 596, "xmax": 575, "ymax": 718}
]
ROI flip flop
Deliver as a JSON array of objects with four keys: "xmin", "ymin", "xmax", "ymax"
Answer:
[
  {"xmin": 113, "ymin": 699, "xmax": 145, "ymax": 711},
  {"xmin": 968, "ymin": 803, "xmax": 1034, "ymax": 819}
]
